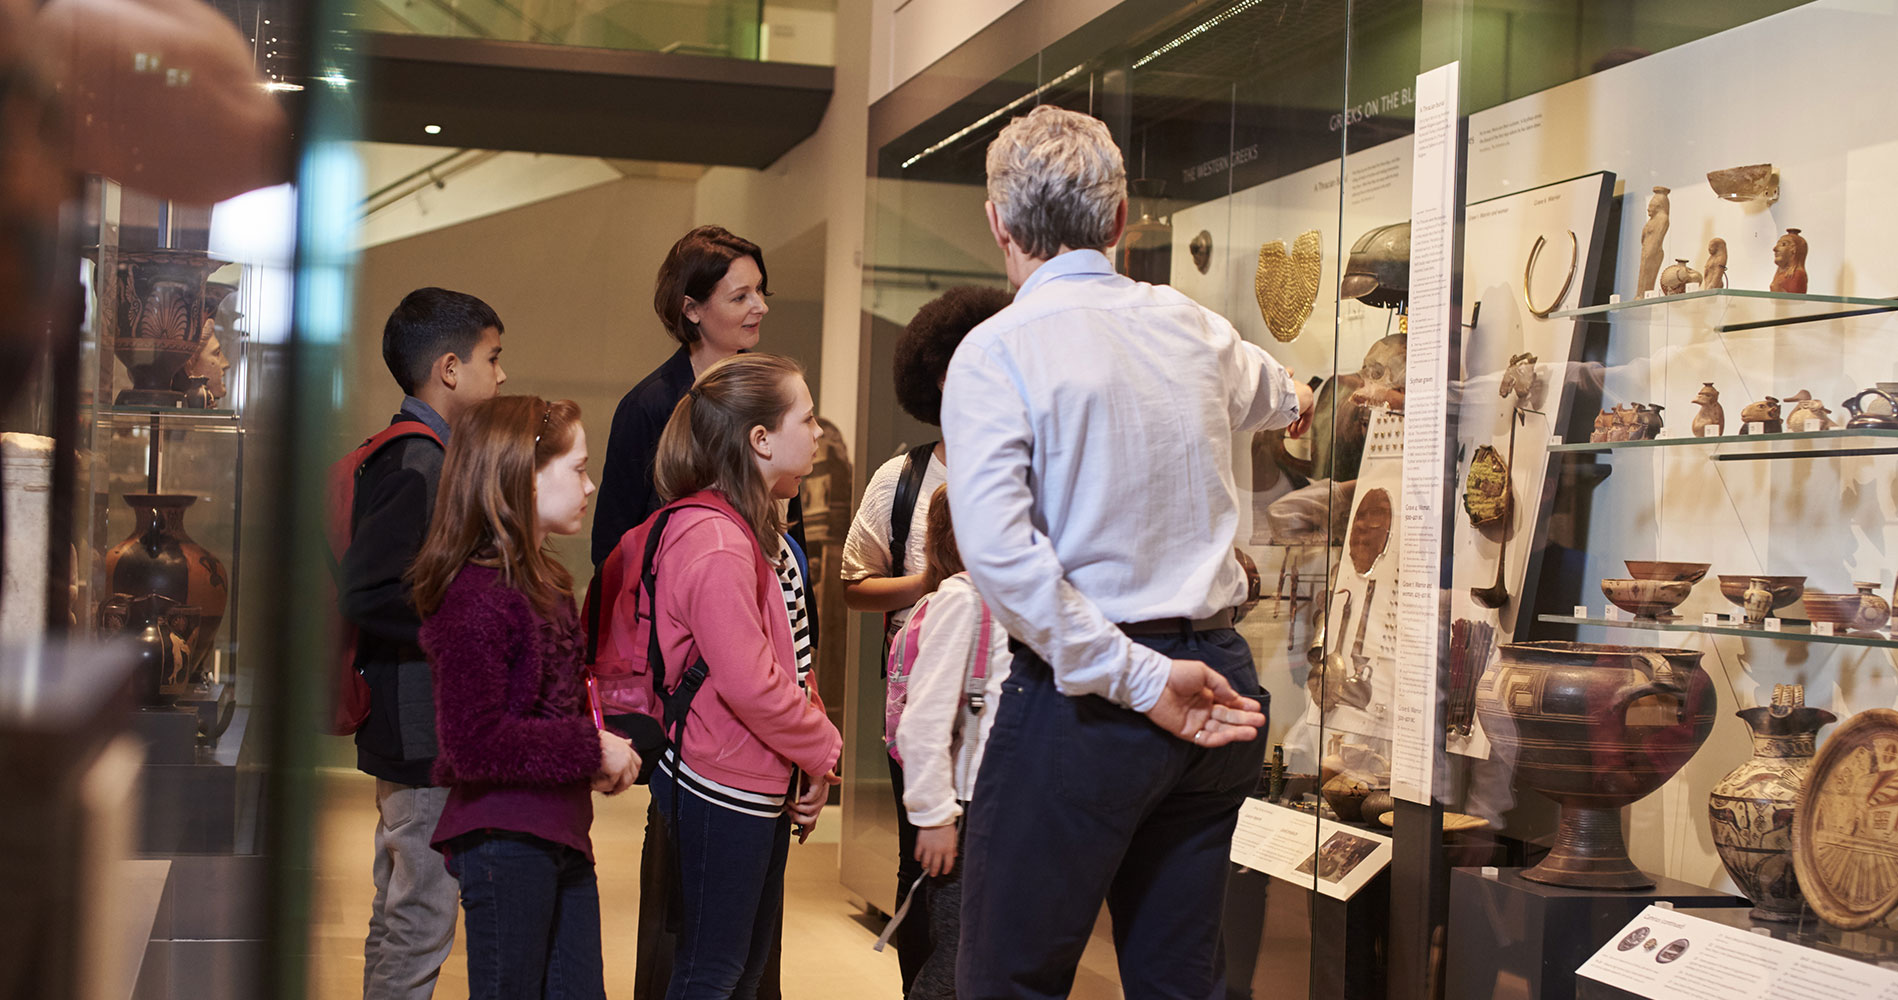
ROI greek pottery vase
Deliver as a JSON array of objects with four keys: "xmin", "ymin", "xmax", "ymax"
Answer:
[
  {"xmin": 1709, "ymin": 685, "xmax": 1835, "ymax": 922},
  {"xmin": 1475, "ymin": 641, "xmax": 1717, "ymax": 889},
  {"xmin": 102, "ymin": 494, "xmax": 227, "ymax": 682},
  {"xmin": 100, "ymin": 592, "xmax": 194, "ymax": 706},
  {"xmin": 105, "ymin": 249, "xmax": 227, "ymax": 407},
  {"xmin": 1659, "ymin": 259, "xmax": 1701, "ymax": 296}
]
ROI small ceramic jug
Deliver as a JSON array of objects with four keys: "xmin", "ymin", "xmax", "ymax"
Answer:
[{"xmin": 1743, "ymin": 577, "xmax": 1774, "ymax": 627}]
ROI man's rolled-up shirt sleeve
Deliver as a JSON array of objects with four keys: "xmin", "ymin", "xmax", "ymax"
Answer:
[
  {"xmin": 1227, "ymin": 323, "xmax": 1302, "ymax": 433},
  {"xmin": 941, "ymin": 340, "xmax": 1173, "ymax": 713}
]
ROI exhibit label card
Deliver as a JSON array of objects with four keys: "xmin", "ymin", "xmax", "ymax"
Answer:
[
  {"xmin": 1394, "ymin": 60, "xmax": 1461, "ymax": 806},
  {"xmin": 1577, "ymin": 905, "xmax": 1898, "ymax": 999},
  {"xmin": 1229, "ymin": 798, "xmax": 1393, "ymax": 902}
]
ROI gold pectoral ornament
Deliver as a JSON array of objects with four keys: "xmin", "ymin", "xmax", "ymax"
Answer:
[{"xmin": 1255, "ymin": 230, "xmax": 1323, "ymax": 342}]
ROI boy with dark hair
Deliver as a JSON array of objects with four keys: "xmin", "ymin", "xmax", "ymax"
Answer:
[{"xmin": 347, "ymin": 286, "xmax": 506, "ymax": 1000}]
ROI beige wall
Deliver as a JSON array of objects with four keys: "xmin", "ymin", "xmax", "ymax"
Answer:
[{"xmin": 348, "ymin": 173, "xmax": 700, "ymax": 581}]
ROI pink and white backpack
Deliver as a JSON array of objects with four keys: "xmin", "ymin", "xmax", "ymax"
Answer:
[{"xmin": 882, "ymin": 589, "xmax": 994, "ymax": 765}]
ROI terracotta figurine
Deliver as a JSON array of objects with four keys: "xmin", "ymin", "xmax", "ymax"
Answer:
[
  {"xmin": 1784, "ymin": 390, "xmax": 1834, "ymax": 432},
  {"xmin": 1659, "ymin": 258, "xmax": 1702, "ymax": 296},
  {"xmin": 1692, "ymin": 383, "xmax": 1725, "ymax": 437},
  {"xmin": 1770, "ymin": 229, "xmax": 1808, "ymax": 293},
  {"xmin": 1702, "ymin": 238, "xmax": 1729, "ymax": 291},
  {"xmin": 1740, "ymin": 396, "xmax": 1783, "ymax": 434},
  {"xmin": 1638, "ymin": 186, "xmax": 1671, "ymax": 297},
  {"xmin": 1609, "ymin": 404, "xmax": 1640, "ymax": 442},
  {"xmin": 1591, "ymin": 409, "xmax": 1615, "ymax": 443},
  {"xmin": 1634, "ymin": 403, "xmax": 1666, "ymax": 440},
  {"xmin": 1499, "ymin": 351, "xmax": 1538, "ymax": 404}
]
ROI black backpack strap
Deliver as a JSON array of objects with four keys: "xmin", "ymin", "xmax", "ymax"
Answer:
[
  {"xmin": 888, "ymin": 441, "xmax": 938, "ymax": 577},
  {"xmin": 639, "ymin": 505, "xmax": 716, "ymax": 749}
]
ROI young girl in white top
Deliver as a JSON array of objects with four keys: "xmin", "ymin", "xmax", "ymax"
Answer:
[{"xmin": 893, "ymin": 485, "xmax": 1012, "ymax": 1000}]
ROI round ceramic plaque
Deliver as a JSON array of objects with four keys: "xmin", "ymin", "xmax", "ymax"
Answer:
[
  {"xmin": 1348, "ymin": 488, "xmax": 1393, "ymax": 578},
  {"xmin": 1792, "ymin": 708, "xmax": 1898, "ymax": 929}
]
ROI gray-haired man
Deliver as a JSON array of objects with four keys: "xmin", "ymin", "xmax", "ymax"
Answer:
[{"xmin": 941, "ymin": 105, "xmax": 1311, "ymax": 998}]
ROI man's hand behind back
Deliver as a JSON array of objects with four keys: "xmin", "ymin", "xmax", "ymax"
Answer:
[{"xmin": 1144, "ymin": 659, "xmax": 1265, "ymax": 747}]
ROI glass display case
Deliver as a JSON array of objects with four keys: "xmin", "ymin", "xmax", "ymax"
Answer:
[
  {"xmin": 856, "ymin": 1, "xmax": 1898, "ymax": 997},
  {"xmin": 0, "ymin": 0, "xmax": 353, "ymax": 994}
]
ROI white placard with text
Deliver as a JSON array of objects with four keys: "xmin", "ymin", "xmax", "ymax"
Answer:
[
  {"xmin": 1576, "ymin": 905, "xmax": 1898, "ymax": 999},
  {"xmin": 1393, "ymin": 60, "xmax": 1461, "ymax": 806},
  {"xmin": 1229, "ymin": 798, "xmax": 1393, "ymax": 902}
]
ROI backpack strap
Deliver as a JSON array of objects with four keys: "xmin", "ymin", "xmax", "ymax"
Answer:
[
  {"xmin": 953, "ymin": 598, "xmax": 995, "ymax": 803},
  {"xmin": 325, "ymin": 420, "xmax": 442, "ymax": 582},
  {"xmin": 887, "ymin": 440, "xmax": 938, "ymax": 577},
  {"xmin": 635, "ymin": 502, "xmax": 730, "ymax": 767}
]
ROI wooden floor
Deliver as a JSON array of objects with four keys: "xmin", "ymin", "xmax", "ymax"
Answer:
[{"xmin": 307, "ymin": 767, "xmax": 1126, "ymax": 999}]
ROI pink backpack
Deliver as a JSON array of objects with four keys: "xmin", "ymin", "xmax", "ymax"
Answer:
[{"xmin": 883, "ymin": 590, "xmax": 994, "ymax": 765}]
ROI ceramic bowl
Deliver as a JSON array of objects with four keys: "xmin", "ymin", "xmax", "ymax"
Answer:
[
  {"xmin": 1802, "ymin": 587, "xmax": 1892, "ymax": 632},
  {"xmin": 1625, "ymin": 560, "xmax": 1711, "ymax": 583},
  {"xmin": 1601, "ymin": 578, "xmax": 1694, "ymax": 620},
  {"xmin": 1706, "ymin": 164, "xmax": 1778, "ymax": 204},
  {"xmin": 1321, "ymin": 774, "xmax": 1374, "ymax": 823},
  {"xmin": 1717, "ymin": 575, "xmax": 1806, "ymax": 613}
]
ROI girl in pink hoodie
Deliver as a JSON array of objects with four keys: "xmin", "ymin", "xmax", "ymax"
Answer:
[{"xmin": 598, "ymin": 353, "xmax": 842, "ymax": 1000}]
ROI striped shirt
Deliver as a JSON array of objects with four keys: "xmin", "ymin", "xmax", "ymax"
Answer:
[
  {"xmin": 657, "ymin": 751, "xmax": 790, "ymax": 818},
  {"xmin": 778, "ymin": 536, "xmax": 813, "ymax": 691}
]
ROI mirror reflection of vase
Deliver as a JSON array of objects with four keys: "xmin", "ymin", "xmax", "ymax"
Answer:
[{"xmin": 102, "ymin": 493, "xmax": 227, "ymax": 682}]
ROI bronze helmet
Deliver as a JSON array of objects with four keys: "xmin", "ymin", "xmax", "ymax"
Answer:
[{"xmin": 1339, "ymin": 221, "xmax": 1410, "ymax": 309}]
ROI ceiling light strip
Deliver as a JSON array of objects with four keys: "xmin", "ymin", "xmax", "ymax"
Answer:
[
  {"xmin": 901, "ymin": 62, "xmax": 1088, "ymax": 170},
  {"xmin": 1132, "ymin": 0, "xmax": 1268, "ymax": 70}
]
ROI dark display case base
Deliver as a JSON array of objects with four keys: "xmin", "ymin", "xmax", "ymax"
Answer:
[
  {"xmin": 1223, "ymin": 863, "xmax": 1389, "ymax": 999},
  {"xmin": 1447, "ymin": 867, "xmax": 1744, "ymax": 1000},
  {"xmin": 130, "ymin": 707, "xmax": 253, "ymax": 853}
]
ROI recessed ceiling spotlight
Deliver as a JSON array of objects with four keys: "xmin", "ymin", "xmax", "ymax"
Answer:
[{"xmin": 424, "ymin": 124, "xmax": 442, "ymax": 135}]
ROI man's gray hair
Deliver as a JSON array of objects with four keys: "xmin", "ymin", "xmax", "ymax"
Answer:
[{"xmin": 985, "ymin": 105, "xmax": 1127, "ymax": 259}]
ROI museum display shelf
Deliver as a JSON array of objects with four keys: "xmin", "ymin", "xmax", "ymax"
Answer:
[
  {"xmin": 1548, "ymin": 427, "xmax": 1898, "ymax": 460},
  {"xmin": 1549, "ymin": 288, "xmax": 1898, "ymax": 331},
  {"xmin": 1537, "ymin": 613, "xmax": 1898, "ymax": 649}
]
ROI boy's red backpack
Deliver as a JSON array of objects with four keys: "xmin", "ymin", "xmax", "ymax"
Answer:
[{"xmin": 321, "ymin": 420, "xmax": 443, "ymax": 735}]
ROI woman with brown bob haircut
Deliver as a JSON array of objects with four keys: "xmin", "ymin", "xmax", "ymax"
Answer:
[
  {"xmin": 596, "ymin": 354, "xmax": 841, "ymax": 1000},
  {"xmin": 408, "ymin": 395, "xmax": 638, "ymax": 1000},
  {"xmin": 593, "ymin": 225, "xmax": 773, "ymax": 566}
]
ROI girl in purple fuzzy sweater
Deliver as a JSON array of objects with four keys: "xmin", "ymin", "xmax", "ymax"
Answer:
[{"xmin": 409, "ymin": 395, "xmax": 640, "ymax": 1000}]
